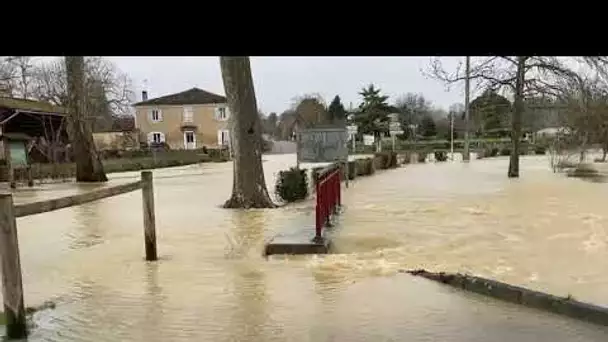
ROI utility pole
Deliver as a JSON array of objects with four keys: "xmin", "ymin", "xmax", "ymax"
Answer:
[
  {"xmin": 450, "ymin": 111, "xmax": 454, "ymax": 161},
  {"xmin": 463, "ymin": 56, "xmax": 471, "ymax": 162}
]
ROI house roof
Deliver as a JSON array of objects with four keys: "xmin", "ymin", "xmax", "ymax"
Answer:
[
  {"xmin": 0, "ymin": 97, "xmax": 66, "ymax": 114},
  {"xmin": 133, "ymin": 87, "xmax": 227, "ymax": 107}
]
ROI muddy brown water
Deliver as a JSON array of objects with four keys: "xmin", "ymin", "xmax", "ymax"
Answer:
[{"xmin": 5, "ymin": 154, "xmax": 608, "ymax": 341}]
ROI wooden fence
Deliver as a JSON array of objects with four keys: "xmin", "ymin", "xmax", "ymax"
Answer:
[{"xmin": 0, "ymin": 171, "xmax": 157, "ymax": 339}]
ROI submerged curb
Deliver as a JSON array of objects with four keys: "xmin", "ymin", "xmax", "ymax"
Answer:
[{"xmin": 403, "ymin": 269, "xmax": 608, "ymax": 327}]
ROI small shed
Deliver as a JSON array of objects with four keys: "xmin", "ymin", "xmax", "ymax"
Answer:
[
  {"xmin": 0, "ymin": 97, "xmax": 69, "ymax": 187},
  {"xmin": 0, "ymin": 133, "xmax": 33, "ymax": 187}
]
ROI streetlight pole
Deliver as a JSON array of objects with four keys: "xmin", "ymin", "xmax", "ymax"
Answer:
[{"xmin": 463, "ymin": 56, "xmax": 471, "ymax": 162}]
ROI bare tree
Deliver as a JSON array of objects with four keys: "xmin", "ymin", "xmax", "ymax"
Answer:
[
  {"xmin": 65, "ymin": 56, "xmax": 108, "ymax": 182},
  {"xmin": 0, "ymin": 57, "xmax": 16, "ymax": 95},
  {"xmin": 219, "ymin": 57, "xmax": 276, "ymax": 209},
  {"xmin": 428, "ymin": 56, "xmax": 608, "ymax": 178},
  {"xmin": 557, "ymin": 75, "xmax": 608, "ymax": 162},
  {"xmin": 31, "ymin": 57, "xmax": 134, "ymax": 131},
  {"xmin": 291, "ymin": 94, "xmax": 328, "ymax": 128},
  {"xmin": 6, "ymin": 57, "xmax": 35, "ymax": 98}
]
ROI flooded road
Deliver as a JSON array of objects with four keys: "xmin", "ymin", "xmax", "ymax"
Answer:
[{"xmin": 7, "ymin": 154, "xmax": 608, "ymax": 341}]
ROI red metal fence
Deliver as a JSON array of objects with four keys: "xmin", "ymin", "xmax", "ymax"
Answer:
[{"xmin": 314, "ymin": 166, "xmax": 341, "ymax": 242}]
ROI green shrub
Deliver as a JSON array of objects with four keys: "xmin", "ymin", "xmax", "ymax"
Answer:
[
  {"xmin": 434, "ymin": 151, "xmax": 448, "ymax": 162},
  {"xmin": 367, "ymin": 157, "xmax": 376, "ymax": 175},
  {"xmin": 354, "ymin": 158, "xmax": 375, "ymax": 176},
  {"xmin": 500, "ymin": 147, "xmax": 511, "ymax": 156},
  {"xmin": 373, "ymin": 155, "xmax": 385, "ymax": 170},
  {"xmin": 374, "ymin": 151, "xmax": 398, "ymax": 168},
  {"xmin": 481, "ymin": 147, "xmax": 499, "ymax": 158},
  {"xmin": 417, "ymin": 152, "xmax": 427, "ymax": 163},
  {"xmin": 402, "ymin": 152, "xmax": 412, "ymax": 164},
  {"xmin": 355, "ymin": 159, "xmax": 367, "ymax": 176},
  {"xmin": 261, "ymin": 137, "xmax": 273, "ymax": 153},
  {"xmin": 534, "ymin": 146, "xmax": 546, "ymax": 155},
  {"xmin": 347, "ymin": 161, "xmax": 357, "ymax": 180},
  {"xmin": 275, "ymin": 167, "xmax": 308, "ymax": 203}
]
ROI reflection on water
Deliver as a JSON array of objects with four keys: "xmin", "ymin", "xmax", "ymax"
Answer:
[
  {"xmin": 68, "ymin": 203, "xmax": 105, "ymax": 250},
  {"xmin": 8, "ymin": 155, "xmax": 608, "ymax": 340}
]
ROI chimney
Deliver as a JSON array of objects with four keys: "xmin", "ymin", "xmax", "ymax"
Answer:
[{"xmin": 141, "ymin": 79, "xmax": 149, "ymax": 101}]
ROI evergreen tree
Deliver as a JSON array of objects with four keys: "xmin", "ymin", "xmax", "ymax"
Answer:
[
  {"xmin": 354, "ymin": 84, "xmax": 392, "ymax": 136},
  {"xmin": 420, "ymin": 115, "xmax": 437, "ymax": 137},
  {"xmin": 327, "ymin": 95, "xmax": 347, "ymax": 123}
]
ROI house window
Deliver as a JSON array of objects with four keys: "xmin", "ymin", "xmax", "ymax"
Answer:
[
  {"xmin": 150, "ymin": 109, "xmax": 162, "ymax": 122},
  {"xmin": 152, "ymin": 132, "xmax": 162, "ymax": 143},
  {"xmin": 183, "ymin": 106, "xmax": 193, "ymax": 122},
  {"xmin": 185, "ymin": 131, "xmax": 195, "ymax": 143},
  {"xmin": 218, "ymin": 107, "xmax": 227, "ymax": 121},
  {"xmin": 218, "ymin": 130, "xmax": 230, "ymax": 146}
]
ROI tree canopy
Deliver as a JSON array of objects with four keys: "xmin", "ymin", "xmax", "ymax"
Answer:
[
  {"xmin": 327, "ymin": 95, "xmax": 347, "ymax": 124},
  {"xmin": 469, "ymin": 89, "xmax": 512, "ymax": 135},
  {"xmin": 354, "ymin": 84, "xmax": 392, "ymax": 136}
]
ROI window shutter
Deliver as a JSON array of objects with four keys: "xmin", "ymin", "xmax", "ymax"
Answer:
[
  {"xmin": 214, "ymin": 107, "xmax": 220, "ymax": 120},
  {"xmin": 157, "ymin": 109, "xmax": 163, "ymax": 121},
  {"xmin": 159, "ymin": 132, "xmax": 166, "ymax": 143},
  {"xmin": 147, "ymin": 132, "xmax": 154, "ymax": 143},
  {"xmin": 148, "ymin": 110, "xmax": 153, "ymax": 121},
  {"xmin": 217, "ymin": 130, "xmax": 223, "ymax": 145}
]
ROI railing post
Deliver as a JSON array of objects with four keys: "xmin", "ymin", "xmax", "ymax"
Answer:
[
  {"xmin": 314, "ymin": 179, "xmax": 323, "ymax": 243},
  {"xmin": 0, "ymin": 194, "xmax": 27, "ymax": 339},
  {"xmin": 325, "ymin": 179, "xmax": 332, "ymax": 227},
  {"xmin": 141, "ymin": 171, "xmax": 158, "ymax": 261},
  {"xmin": 337, "ymin": 169, "xmax": 341, "ymax": 210}
]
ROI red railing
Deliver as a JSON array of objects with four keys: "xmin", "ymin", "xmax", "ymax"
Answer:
[{"xmin": 314, "ymin": 166, "xmax": 341, "ymax": 242}]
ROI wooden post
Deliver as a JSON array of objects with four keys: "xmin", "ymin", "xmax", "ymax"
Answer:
[
  {"xmin": 0, "ymin": 194, "xmax": 27, "ymax": 339},
  {"xmin": 141, "ymin": 171, "xmax": 157, "ymax": 261},
  {"xmin": 4, "ymin": 140, "xmax": 15, "ymax": 189},
  {"xmin": 26, "ymin": 165, "xmax": 33, "ymax": 187}
]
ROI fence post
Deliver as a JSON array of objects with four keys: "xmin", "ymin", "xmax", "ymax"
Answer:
[
  {"xmin": 26, "ymin": 165, "xmax": 34, "ymax": 187},
  {"xmin": 0, "ymin": 194, "xmax": 27, "ymax": 339},
  {"xmin": 313, "ymin": 180, "xmax": 323, "ymax": 243},
  {"xmin": 141, "ymin": 171, "xmax": 158, "ymax": 261}
]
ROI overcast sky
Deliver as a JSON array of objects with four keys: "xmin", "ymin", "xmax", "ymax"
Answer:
[{"xmin": 106, "ymin": 57, "xmax": 467, "ymax": 114}]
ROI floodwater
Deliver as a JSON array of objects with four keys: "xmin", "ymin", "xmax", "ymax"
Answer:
[{"xmin": 5, "ymin": 154, "xmax": 608, "ymax": 341}]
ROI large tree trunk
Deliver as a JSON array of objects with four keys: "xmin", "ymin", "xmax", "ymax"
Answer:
[
  {"xmin": 508, "ymin": 56, "xmax": 526, "ymax": 178},
  {"xmin": 220, "ymin": 57, "xmax": 276, "ymax": 209},
  {"xmin": 65, "ymin": 56, "xmax": 108, "ymax": 182}
]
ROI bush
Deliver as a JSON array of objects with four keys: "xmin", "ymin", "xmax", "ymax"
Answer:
[
  {"xmin": 347, "ymin": 161, "xmax": 357, "ymax": 180},
  {"xmin": 355, "ymin": 159, "xmax": 367, "ymax": 176},
  {"xmin": 367, "ymin": 157, "xmax": 376, "ymax": 175},
  {"xmin": 262, "ymin": 138, "xmax": 273, "ymax": 153},
  {"xmin": 355, "ymin": 158, "xmax": 375, "ymax": 176},
  {"xmin": 275, "ymin": 167, "xmax": 308, "ymax": 203},
  {"xmin": 500, "ymin": 147, "xmax": 511, "ymax": 156},
  {"xmin": 417, "ymin": 152, "xmax": 427, "ymax": 163},
  {"xmin": 480, "ymin": 147, "xmax": 499, "ymax": 158},
  {"xmin": 434, "ymin": 151, "xmax": 448, "ymax": 162},
  {"xmin": 374, "ymin": 152, "xmax": 398, "ymax": 169},
  {"xmin": 534, "ymin": 146, "xmax": 546, "ymax": 155}
]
